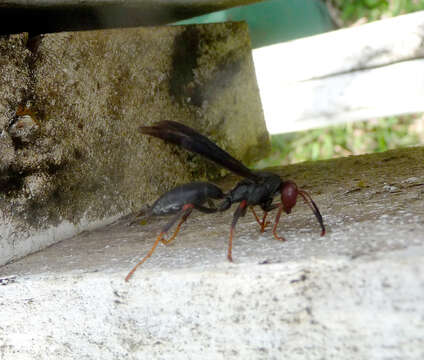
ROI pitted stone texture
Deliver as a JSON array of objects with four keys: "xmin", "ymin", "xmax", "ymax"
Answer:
[{"xmin": 0, "ymin": 34, "xmax": 31, "ymax": 173}]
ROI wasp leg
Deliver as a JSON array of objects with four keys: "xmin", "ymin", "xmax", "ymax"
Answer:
[
  {"xmin": 272, "ymin": 204, "xmax": 286, "ymax": 242},
  {"xmin": 250, "ymin": 207, "xmax": 270, "ymax": 233},
  {"xmin": 228, "ymin": 200, "xmax": 248, "ymax": 262},
  {"xmin": 125, "ymin": 204, "xmax": 194, "ymax": 281},
  {"xmin": 125, "ymin": 232, "xmax": 163, "ymax": 282},
  {"xmin": 128, "ymin": 207, "xmax": 153, "ymax": 226},
  {"xmin": 160, "ymin": 219, "xmax": 185, "ymax": 245},
  {"xmin": 161, "ymin": 206, "xmax": 194, "ymax": 245},
  {"xmin": 162, "ymin": 203, "xmax": 218, "ymax": 246}
]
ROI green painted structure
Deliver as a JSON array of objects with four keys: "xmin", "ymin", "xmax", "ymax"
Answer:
[{"xmin": 175, "ymin": 0, "xmax": 335, "ymax": 48}]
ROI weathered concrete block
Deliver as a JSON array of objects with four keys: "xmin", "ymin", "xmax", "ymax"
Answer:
[{"xmin": 0, "ymin": 23, "xmax": 268, "ymax": 266}]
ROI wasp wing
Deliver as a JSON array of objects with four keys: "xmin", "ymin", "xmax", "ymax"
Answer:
[{"xmin": 139, "ymin": 120, "xmax": 260, "ymax": 182}]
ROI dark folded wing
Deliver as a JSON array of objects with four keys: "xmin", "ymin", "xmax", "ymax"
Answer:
[{"xmin": 139, "ymin": 120, "xmax": 260, "ymax": 182}]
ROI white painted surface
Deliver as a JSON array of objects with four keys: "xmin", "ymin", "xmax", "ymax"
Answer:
[
  {"xmin": 260, "ymin": 59, "xmax": 424, "ymax": 133},
  {"xmin": 253, "ymin": 11, "xmax": 424, "ymax": 134}
]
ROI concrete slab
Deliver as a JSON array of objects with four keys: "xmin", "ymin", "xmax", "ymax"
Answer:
[{"xmin": 1, "ymin": 147, "xmax": 423, "ymax": 358}]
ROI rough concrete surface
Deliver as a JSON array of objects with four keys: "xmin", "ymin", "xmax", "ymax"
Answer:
[
  {"xmin": 0, "ymin": 23, "xmax": 267, "ymax": 267},
  {"xmin": 0, "ymin": 147, "xmax": 423, "ymax": 359}
]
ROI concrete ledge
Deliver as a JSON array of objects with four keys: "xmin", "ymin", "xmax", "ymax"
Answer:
[
  {"xmin": 1, "ymin": 147, "xmax": 423, "ymax": 358},
  {"xmin": 1, "ymin": 250, "xmax": 423, "ymax": 359}
]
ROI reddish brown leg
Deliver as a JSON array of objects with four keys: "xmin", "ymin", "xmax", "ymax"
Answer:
[
  {"xmin": 161, "ymin": 208, "xmax": 192, "ymax": 245},
  {"xmin": 250, "ymin": 207, "xmax": 270, "ymax": 233},
  {"xmin": 228, "ymin": 200, "xmax": 248, "ymax": 262},
  {"xmin": 125, "ymin": 232, "xmax": 163, "ymax": 282},
  {"xmin": 125, "ymin": 204, "xmax": 194, "ymax": 281},
  {"xmin": 228, "ymin": 228, "xmax": 234, "ymax": 262},
  {"xmin": 272, "ymin": 204, "xmax": 286, "ymax": 242},
  {"xmin": 260, "ymin": 212, "xmax": 269, "ymax": 232}
]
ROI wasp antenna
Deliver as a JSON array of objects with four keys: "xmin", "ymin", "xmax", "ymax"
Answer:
[{"xmin": 298, "ymin": 190, "xmax": 325, "ymax": 236}]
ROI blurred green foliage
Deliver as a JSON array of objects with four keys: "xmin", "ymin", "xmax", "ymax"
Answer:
[
  {"xmin": 255, "ymin": 0, "xmax": 424, "ymax": 168},
  {"xmin": 330, "ymin": 0, "xmax": 424, "ymax": 24},
  {"xmin": 255, "ymin": 115, "xmax": 423, "ymax": 168}
]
